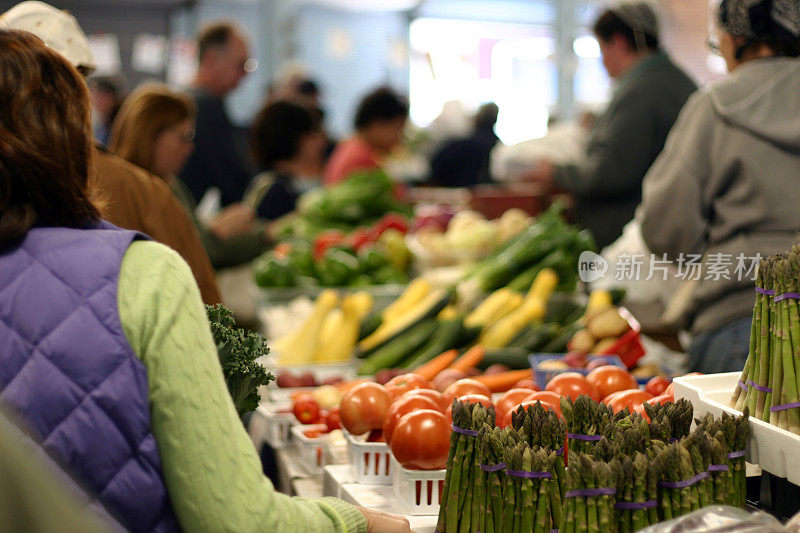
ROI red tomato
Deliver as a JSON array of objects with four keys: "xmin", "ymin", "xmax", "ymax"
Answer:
[
  {"xmin": 496, "ymin": 388, "xmax": 539, "ymax": 425},
  {"xmin": 366, "ymin": 429, "xmax": 385, "ymax": 442},
  {"xmin": 645, "ymin": 376, "xmax": 672, "ymax": 397},
  {"xmin": 513, "ymin": 379, "xmax": 542, "ymax": 391},
  {"xmin": 634, "ymin": 394, "xmax": 674, "ymax": 421},
  {"xmin": 445, "ymin": 394, "xmax": 494, "ymax": 421},
  {"xmin": 501, "ymin": 394, "xmax": 563, "ymax": 428},
  {"xmin": 385, "ymin": 373, "xmax": 432, "ymax": 401},
  {"xmin": 347, "ymin": 227, "xmax": 373, "ymax": 252},
  {"xmin": 605, "ymin": 389, "xmax": 654, "ymax": 414},
  {"xmin": 340, "ymin": 382, "xmax": 392, "ymax": 435},
  {"xmin": 525, "ymin": 391, "xmax": 563, "ymax": 417},
  {"xmin": 313, "ymin": 230, "xmax": 346, "ymax": 260},
  {"xmin": 664, "ymin": 382, "xmax": 675, "ymax": 397},
  {"xmin": 274, "ymin": 242, "xmax": 292, "ymax": 258},
  {"xmin": 383, "ymin": 395, "xmax": 441, "ymax": 445},
  {"xmin": 586, "ymin": 366, "xmax": 638, "ymax": 400},
  {"xmin": 324, "ymin": 405, "xmax": 341, "ymax": 432},
  {"xmin": 293, "ymin": 394, "xmax": 321, "ymax": 424},
  {"xmin": 390, "ymin": 410, "xmax": 451, "ymax": 470},
  {"xmin": 401, "ymin": 389, "xmax": 448, "ymax": 410},
  {"xmin": 442, "ymin": 379, "xmax": 492, "ymax": 407},
  {"xmin": 373, "ymin": 213, "xmax": 409, "ymax": 237},
  {"xmin": 545, "ymin": 372, "xmax": 600, "ymax": 402}
]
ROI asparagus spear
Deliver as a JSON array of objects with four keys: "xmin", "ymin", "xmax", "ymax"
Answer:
[
  {"xmin": 441, "ymin": 401, "xmax": 467, "ymax": 533},
  {"xmin": 778, "ymin": 269, "xmax": 800, "ymax": 435},
  {"xmin": 534, "ymin": 451, "xmax": 552, "ymax": 533},
  {"xmin": 646, "ymin": 461, "xmax": 660, "ymax": 527}
]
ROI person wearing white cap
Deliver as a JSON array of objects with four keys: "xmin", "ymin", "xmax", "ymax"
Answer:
[
  {"xmin": 524, "ymin": 1, "xmax": 696, "ymax": 250},
  {"xmin": 638, "ymin": 0, "xmax": 800, "ymax": 373},
  {"xmin": 1, "ymin": 0, "xmax": 224, "ymax": 306}
]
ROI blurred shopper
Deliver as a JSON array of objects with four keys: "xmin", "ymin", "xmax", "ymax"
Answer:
[
  {"xmin": 181, "ymin": 22, "xmax": 256, "ymax": 206},
  {"xmin": 110, "ymin": 84, "xmax": 271, "ymax": 270},
  {"xmin": 324, "ymin": 86, "xmax": 408, "ymax": 185},
  {"xmin": 639, "ymin": 0, "xmax": 800, "ymax": 373},
  {"xmin": 89, "ymin": 76, "xmax": 125, "ymax": 146},
  {"xmin": 0, "ymin": 29, "xmax": 409, "ymax": 533},
  {"xmin": 524, "ymin": 1, "xmax": 696, "ymax": 249},
  {"xmin": 248, "ymin": 101, "xmax": 327, "ymax": 219},
  {"xmin": 429, "ymin": 102, "xmax": 499, "ymax": 187},
  {"xmin": 1, "ymin": 0, "xmax": 222, "ymax": 305}
]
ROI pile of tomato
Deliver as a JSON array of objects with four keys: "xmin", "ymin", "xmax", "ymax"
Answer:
[{"xmin": 316, "ymin": 367, "xmax": 679, "ymax": 471}]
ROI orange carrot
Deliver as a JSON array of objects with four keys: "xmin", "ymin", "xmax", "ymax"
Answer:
[
  {"xmin": 415, "ymin": 349, "xmax": 459, "ymax": 381},
  {"xmin": 449, "ymin": 345, "xmax": 486, "ymax": 373},
  {"xmin": 472, "ymin": 369, "xmax": 533, "ymax": 393}
]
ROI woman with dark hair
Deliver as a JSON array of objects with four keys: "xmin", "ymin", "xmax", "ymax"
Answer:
[
  {"xmin": 639, "ymin": 0, "xmax": 800, "ymax": 373},
  {"xmin": 110, "ymin": 84, "xmax": 270, "ymax": 269},
  {"xmin": 324, "ymin": 86, "xmax": 408, "ymax": 185},
  {"xmin": 248, "ymin": 100, "xmax": 327, "ymax": 219},
  {"xmin": 0, "ymin": 29, "xmax": 407, "ymax": 533}
]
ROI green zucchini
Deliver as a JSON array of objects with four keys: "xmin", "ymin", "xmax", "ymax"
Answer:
[
  {"xmin": 357, "ymin": 319, "xmax": 439, "ymax": 375},
  {"xmin": 356, "ymin": 289, "xmax": 452, "ymax": 358},
  {"xmin": 477, "ymin": 348, "xmax": 532, "ymax": 370},
  {"xmin": 509, "ymin": 323, "xmax": 560, "ymax": 352},
  {"xmin": 358, "ymin": 309, "xmax": 383, "ymax": 341},
  {"xmin": 456, "ymin": 324, "xmax": 482, "ymax": 349},
  {"xmin": 543, "ymin": 299, "xmax": 583, "ymax": 326},
  {"xmin": 402, "ymin": 316, "xmax": 464, "ymax": 368},
  {"xmin": 539, "ymin": 323, "xmax": 582, "ymax": 353}
]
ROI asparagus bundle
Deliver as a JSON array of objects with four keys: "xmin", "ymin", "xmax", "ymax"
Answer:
[
  {"xmin": 643, "ymin": 399, "xmax": 694, "ymax": 442},
  {"xmin": 561, "ymin": 395, "xmax": 613, "ymax": 455},
  {"xmin": 695, "ymin": 410, "xmax": 750, "ymax": 508},
  {"xmin": 732, "ymin": 251, "xmax": 800, "ymax": 433},
  {"xmin": 560, "ymin": 453, "xmax": 616, "ymax": 533},
  {"xmin": 437, "ymin": 401, "xmax": 494, "ymax": 533}
]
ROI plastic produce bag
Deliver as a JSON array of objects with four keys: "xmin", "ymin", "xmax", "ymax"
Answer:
[{"xmin": 637, "ymin": 506, "xmax": 784, "ymax": 533}]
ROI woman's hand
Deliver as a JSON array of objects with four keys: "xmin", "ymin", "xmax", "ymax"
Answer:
[
  {"xmin": 210, "ymin": 203, "xmax": 256, "ymax": 239},
  {"xmin": 356, "ymin": 507, "xmax": 411, "ymax": 533}
]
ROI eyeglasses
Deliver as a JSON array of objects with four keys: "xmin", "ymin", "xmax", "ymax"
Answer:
[{"xmin": 706, "ymin": 31, "xmax": 722, "ymax": 56}]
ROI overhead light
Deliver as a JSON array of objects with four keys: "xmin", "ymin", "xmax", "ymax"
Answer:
[
  {"xmin": 573, "ymin": 35, "xmax": 601, "ymax": 59},
  {"xmin": 302, "ymin": 0, "xmax": 422, "ymax": 11}
]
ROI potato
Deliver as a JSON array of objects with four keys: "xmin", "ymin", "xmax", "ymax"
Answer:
[
  {"xmin": 537, "ymin": 359, "xmax": 570, "ymax": 371},
  {"xmin": 587, "ymin": 308, "xmax": 630, "ymax": 339},
  {"xmin": 632, "ymin": 364, "xmax": 664, "ymax": 380},
  {"xmin": 592, "ymin": 337, "xmax": 618, "ymax": 354},
  {"xmin": 568, "ymin": 329, "xmax": 596, "ymax": 353}
]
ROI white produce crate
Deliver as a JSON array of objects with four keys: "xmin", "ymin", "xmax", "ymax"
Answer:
[
  {"xmin": 390, "ymin": 456, "xmax": 446, "ymax": 516},
  {"xmin": 344, "ymin": 431, "xmax": 393, "ymax": 484},
  {"xmin": 291, "ymin": 424, "xmax": 329, "ymax": 475},
  {"xmin": 674, "ymin": 372, "xmax": 800, "ymax": 484},
  {"xmin": 249, "ymin": 402, "xmax": 296, "ymax": 449}
]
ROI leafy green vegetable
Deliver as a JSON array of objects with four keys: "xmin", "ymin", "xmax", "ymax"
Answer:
[{"xmin": 206, "ymin": 304, "xmax": 274, "ymax": 418}]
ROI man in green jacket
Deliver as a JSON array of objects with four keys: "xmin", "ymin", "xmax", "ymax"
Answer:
[{"xmin": 527, "ymin": 1, "xmax": 696, "ymax": 249}]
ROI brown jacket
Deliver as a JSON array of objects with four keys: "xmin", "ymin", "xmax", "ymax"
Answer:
[{"xmin": 92, "ymin": 148, "xmax": 222, "ymax": 305}]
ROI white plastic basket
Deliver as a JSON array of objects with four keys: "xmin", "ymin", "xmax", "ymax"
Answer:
[
  {"xmin": 390, "ymin": 456, "xmax": 446, "ymax": 515},
  {"xmin": 674, "ymin": 372, "xmax": 800, "ymax": 484},
  {"xmin": 344, "ymin": 431, "xmax": 393, "ymax": 484},
  {"xmin": 249, "ymin": 403, "xmax": 296, "ymax": 449},
  {"xmin": 291, "ymin": 424, "xmax": 328, "ymax": 475}
]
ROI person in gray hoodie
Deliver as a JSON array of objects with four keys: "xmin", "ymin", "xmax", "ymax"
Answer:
[
  {"xmin": 525, "ymin": 1, "xmax": 696, "ymax": 249},
  {"xmin": 639, "ymin": 0, "xmax": 800, "ymax": 373}
]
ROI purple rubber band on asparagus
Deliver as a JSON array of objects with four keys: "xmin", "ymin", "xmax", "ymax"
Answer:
[
  {"xmin": 505, "ymin": 470, "xmax": 553, "ymax": 479},
  {"xmin": 728, "ymin": 450, "xmax": 746, "ymax": 459},
  {"xmin": 747, "ymin": 380, "xmax": 772, "ymax": 393},
  {"xmin": 669, "ymin": 438, "xmax": 679, "ymax": 444},
  {"xmin": 565, "ymin": 487, "xmax": 616, "ymax": 498},
  {"xmin": 480, "ymin": 462, "xmax": 506, "ymax": 472},
  {"xmin": 658, "ymin": 472, "xmax": 709, "ymax": 489},
  {"xmin": 755, "ymin": 287, "xmax": 774, "ymax": 296},
  {"xmin": 769, "ymin": 402, "xmax": 800, "ymax": 413},
  {"xmin": 551, "ymin": 530, "xmax": 559, "ymax": 533},
  {"xmin": 567, "ymin": 433, "xmax": 602, "ymax": 442},
  {"xmin": 451, "ymin": 424, "xmax": 479, "ymax": 437},
  {"xmin": 738, "ymin": 380, "xmax": 748, "ymax": 391},
  {"xmin": 775, "ymin": 292, "xmax": 800, "ymax": 302},
  {"xmin": 556, "ymin": 446, "xmax": 564, "ymax": 456},
  {"xmin": 615, "ymin": 500, "xmax": 658, "ymax": 510},
  {"xmin": 708, "ymin": 464, "xmax": 729, "ymax": 472}
]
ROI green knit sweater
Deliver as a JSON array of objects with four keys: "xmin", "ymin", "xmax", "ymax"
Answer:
[{"xmin": 118, "ymin": 241, "xmax": 367, "ymax": 533}]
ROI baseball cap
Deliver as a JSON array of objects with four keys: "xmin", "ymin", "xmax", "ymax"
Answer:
[
  {"xmin": 720, "ymin": 0, "xmax": 800, "ymax": 42},
  {"xmin": 1, "ymin": 1, "xmax": 95, "ymax": 73}
]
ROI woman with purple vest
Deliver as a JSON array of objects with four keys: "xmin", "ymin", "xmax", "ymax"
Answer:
[{"xmin": 0, "ymin": 29, "xmax": 408, "ymax": 533}]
